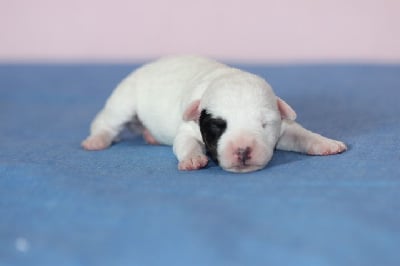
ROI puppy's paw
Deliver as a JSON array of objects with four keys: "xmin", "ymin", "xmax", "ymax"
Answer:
[
  {"xmin": 307, "ymin": 138, "xmax": 347, "ymax": 156},
  {"xmin": 81, "ymin": 132, "xmax": 113, "ymax": 151},
  {"xmin": 142, "ymin": 129, "xmax": 159, "ymax": 145},
  {"xmin": 178, "ymin": 154, "xmax": 208, "ymax": 171}
]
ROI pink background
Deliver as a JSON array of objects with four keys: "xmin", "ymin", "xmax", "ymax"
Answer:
[{"xmin": 1, "ymin": 0, "xmax": 400, "ymax": 63}]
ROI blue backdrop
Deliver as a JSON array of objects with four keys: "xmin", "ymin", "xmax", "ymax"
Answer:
[{"xmin": 1, "ymin": 63, "xmax": 399, "ymax": 266}]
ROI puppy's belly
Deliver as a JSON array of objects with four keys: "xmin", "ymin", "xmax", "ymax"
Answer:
[
  {"xmin": 133, "ymin": 83, "xmax": 191, "ymax": 146},
  {"xmin": 136, "ymin": 107, "xmax": 180, "ymax": 146}
]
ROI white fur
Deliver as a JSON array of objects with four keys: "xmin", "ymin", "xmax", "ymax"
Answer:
[{"xmin": 82, "ymin": 56, "xmax": 347, "ymax": 173}]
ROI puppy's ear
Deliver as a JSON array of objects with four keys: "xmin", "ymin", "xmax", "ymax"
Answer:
[
  {"xmin": 277, "ymin": 97, "xmax": 297, "ymax": 120},
  {"xmin": 183, "ymin": 100, "xmax": 201, "ymax": 122}
]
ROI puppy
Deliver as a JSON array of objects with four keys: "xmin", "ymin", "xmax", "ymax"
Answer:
[{"xmin": 82, "ymin": 56, "xmax": 347, "ymax": 173}]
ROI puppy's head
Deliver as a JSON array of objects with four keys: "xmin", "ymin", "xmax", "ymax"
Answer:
[{"xmin": 183, "ymin": 73, "xmax": 296, "ymax": 173}]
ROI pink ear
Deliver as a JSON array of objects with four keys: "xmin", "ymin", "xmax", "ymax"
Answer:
[
  {"xmin": 183, "ymin": 100, "xmax": 201, "ymax": 122},
  {"xmin": 277, "ymin": 97, "xmax": 297, "ymax": 120}
]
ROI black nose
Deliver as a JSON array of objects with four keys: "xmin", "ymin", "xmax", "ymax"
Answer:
[{"xmin": 237, "ymin": 147, "xmax": 252, "ymax": 164}]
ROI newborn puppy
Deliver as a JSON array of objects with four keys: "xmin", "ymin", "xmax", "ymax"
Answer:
[{"xmin": 82, "ymin": 56, "xmax": 347, "ymax": 173}]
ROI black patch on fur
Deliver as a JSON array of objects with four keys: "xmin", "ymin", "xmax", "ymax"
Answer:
[{"xmin": 199, "ymin": 109, "xmax": 227, "ymax": 164}]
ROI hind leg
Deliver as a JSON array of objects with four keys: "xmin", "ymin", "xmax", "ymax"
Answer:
[
  {"xmin": 82, "ymin": 79, "xmax": 137, "ymax": 150},
  {"xmin": 142, "ymin": 129, "xmax": 159, "ymax": 145},
  {"xmin": 126, "ymin": 117, "xmax": 159, "ymax": 145}
]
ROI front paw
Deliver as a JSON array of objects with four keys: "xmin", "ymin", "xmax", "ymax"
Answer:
[
  {"xmin": 178, "ymin": 154, "xmax": 209, "ymax": 171},
  {"xmin": 307, "ymin": 138, "xmax": 347, "ymax": 156}
]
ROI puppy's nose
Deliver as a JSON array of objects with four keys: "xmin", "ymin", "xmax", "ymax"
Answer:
[{"xmin": 236, "ymin": 147, "xmax": 252, "ymax": 164}]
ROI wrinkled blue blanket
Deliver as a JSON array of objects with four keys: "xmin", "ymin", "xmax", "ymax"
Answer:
[{"xmin": 1, "ymin": 63, "xmax": 399, "ymax": 266}]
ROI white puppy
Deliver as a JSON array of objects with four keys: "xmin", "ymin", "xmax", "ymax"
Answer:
[{"xmin": 82, "ymin": 56, "xmax": 347, "ymax": 173}]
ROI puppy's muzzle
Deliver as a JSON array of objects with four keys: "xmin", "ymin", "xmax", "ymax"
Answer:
[{"xmin": 236, "ymin": 147, "xmax": 252, "ymax": 165}]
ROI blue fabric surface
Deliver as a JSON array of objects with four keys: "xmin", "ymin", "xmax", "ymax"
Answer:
[{"xmin": 1, "ymin": 63, "xmax": 399, "ymax": 266}]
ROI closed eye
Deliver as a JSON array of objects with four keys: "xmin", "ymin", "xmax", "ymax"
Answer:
[
  {"xmin": 210, "ymin": 120, "xmax": 226, "ymax": 131},
  {"xmin": 262, "ymin": 120, "xmax": 280, "ymax": 129},
  {"xmin": 199, "ymin": 110, "xmax": 227, "ymax": 142},
  {"xmin": 199, "ymin": 109, "xmax": 228, "ymax": 163}
]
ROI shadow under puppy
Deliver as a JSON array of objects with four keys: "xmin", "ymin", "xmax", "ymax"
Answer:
[{"xmin": 82, "ymin": 56, "xmax": 347, "ymax": 173}]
